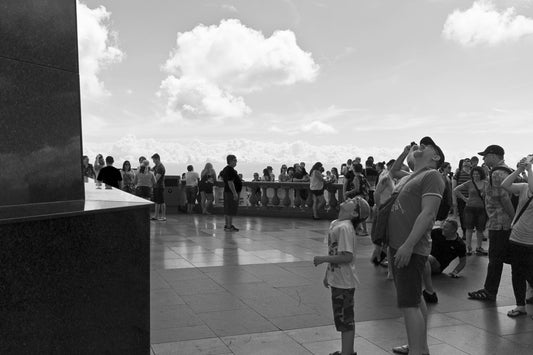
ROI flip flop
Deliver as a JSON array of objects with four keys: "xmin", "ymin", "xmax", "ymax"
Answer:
[{"xmin": 507, "ymin": 309, "xmax": 527, "ymax": 318}]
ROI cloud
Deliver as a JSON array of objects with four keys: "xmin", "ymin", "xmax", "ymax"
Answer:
[
  {"xmin": 221, "ymin": 4, "xmax": 238, "ymax": 12},
  {"xmin": 301, "ymin": 121, "xmax": 337, "ymax": 134},
  {"xmin": 77, "ymin": 1, "xmax": 124, "ymax": 99},
  {"xmin": 442, "ymin": 0, "xmax": 533, "ymax": 46},
  {"xmin": 159, "ymin": 19, "xmax": 319, "ymax": 120}
]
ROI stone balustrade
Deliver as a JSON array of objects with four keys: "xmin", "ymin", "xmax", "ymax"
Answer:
[{"xmin": 163, "ymin": 176, "xmax": 345, "ymax": 219}]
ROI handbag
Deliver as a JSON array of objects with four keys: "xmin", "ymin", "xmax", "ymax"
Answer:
[{"xmin": 371, "ymin": 169, "xmax": 428, "ymax": 246}]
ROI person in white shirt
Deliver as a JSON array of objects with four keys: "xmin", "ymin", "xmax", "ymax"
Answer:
[
  {"xmin": 184, "ymin": 165, "xmax": 200, "ymax": 214},
  {"xmin": 501, "ymin": 157, "xmax": 533, "ymax": 318},
  {"xmin": 314, "ymin": 197, "xmax": 370, "ymax": 355}
]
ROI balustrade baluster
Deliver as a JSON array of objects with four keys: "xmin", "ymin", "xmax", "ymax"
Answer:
[
  {"xmin": 282, "ymin": 187, "xmax": 291, "ymax": 207},
  {"xmin": 271, "ymin": 187, "xmax": 280, "ymax": 206},
  {"xmin": 294, "ymin": 186, "xmax": 302, "ymax": 207},
  {"xmin": 260, "ymin": 187, "xmax": 269, "ymax": 206}
]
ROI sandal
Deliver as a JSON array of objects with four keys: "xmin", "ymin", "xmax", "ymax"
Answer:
[
  {"xmin": 468, "ymin": 289, "xmax": 496, "ymax": 301},
  {"xmin": 507, "ymin": 308, "xmax": 527, "ymax": 318}
]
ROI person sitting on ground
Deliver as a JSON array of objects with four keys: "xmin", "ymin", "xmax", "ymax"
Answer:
[
  {"xmin": 421, "ymin": 218, "xmax": 467, "ymax": 304},
  {"xmin": 453, "ymin": 166, "xmax": 489, "ymax": 255},
  {"xmin": 314, "ymin": 196, "xmax": 370, "ymax": 355}
]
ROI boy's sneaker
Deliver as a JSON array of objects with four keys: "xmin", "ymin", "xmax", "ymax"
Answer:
[
  {"xmin": 223, "ymin": 225, "xmax": 232, "ymax": 232},
  {"xmin": 423, "ymin": 289, "xmax": 438, "ymax": 303},
  {"xmin": 526, "ymin": 296, "xmax": 533, "ymax": 304},
  {"xmin": 158, "ymin": 217, "xmax": 167, "ymax": 221},
  {"xmin": 475, "ymin": 247, "xmax": 488, "ymax": 256},
  {"xmin": 230, "ymin": 225, "xmax": 239, "ymax": 232}
]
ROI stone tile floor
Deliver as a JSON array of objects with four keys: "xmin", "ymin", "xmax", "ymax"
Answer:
[{"xmin": 149, "ymin": 214, "xmax": 533, "ymax": 354}]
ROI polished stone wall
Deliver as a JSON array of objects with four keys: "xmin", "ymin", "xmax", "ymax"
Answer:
[
  {"xmin": 0, "ymin": 207, "xmax": 151, "ymax": 354},
  {"xmin": 0, "ymin": 0, "xmax": 84, "ymax": 207}
]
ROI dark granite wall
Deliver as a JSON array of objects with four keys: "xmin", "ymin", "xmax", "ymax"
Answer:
[
  {"xmin": 0, "ymin": 0, "xmax": 84, "ymax": 207},
  {"xmin": 0, "ymin": 207, "xmax": 150, "ymax": 354}
]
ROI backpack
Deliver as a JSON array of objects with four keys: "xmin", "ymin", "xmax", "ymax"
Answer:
[{"xmin": 490, "ymin": 166, "xmax": 520, "ymax": 210}]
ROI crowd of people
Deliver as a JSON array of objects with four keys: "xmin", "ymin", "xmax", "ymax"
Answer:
[
  {"xmin": 82, "ymin": 140, "xmax": 533, "ymax": 355},
  {"xmin": 315, "ymin": 139, "xmax": 533, "ymax": 355}
]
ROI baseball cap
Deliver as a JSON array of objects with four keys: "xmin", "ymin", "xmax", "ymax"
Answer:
[
  {"xmin": 420, "ymin": 136, "xmax": 445, "ymax": 169},
  {"xmin": 478, "ymin": 145, "xmax": 505, "ymax": 156}
]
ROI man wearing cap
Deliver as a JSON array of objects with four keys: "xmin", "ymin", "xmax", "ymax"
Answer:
[
  {"xmin": 389, "ymin": 137, "xmax": 445, "ymax": 355},
  {"xmin": 468, "ymin": 145, "xmax": 515, "ymax": 301}
]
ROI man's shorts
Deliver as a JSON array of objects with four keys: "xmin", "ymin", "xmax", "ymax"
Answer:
[
  {"xmin": 331, "ymin": 287, "xmax": 355, "ymax": 332},
  {"xmin": 185, "ymin": 186, "xmax": 198, "ymax": 204},
  {"xmin": 390, "ymin": 248, "xmax": 427, "ymax": 308},
  {"xmin": 224, "ymin": 191, "xmax": 239, "ymax": 216},
  {"xmin": 463, "ymin": 206, "xmax": 487, "ymax": 231},
  {"xmin": 153, "ymin": 187, "xmax": 165, "ymax": 204},
  {"xmin": 311, "ymin": 189, "xmax": 324, "ymax": 196}
]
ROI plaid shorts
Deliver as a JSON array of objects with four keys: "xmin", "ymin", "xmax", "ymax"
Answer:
[{"xmin": 331, "ymin": 287, "xmax": 355, "ymax": 332}]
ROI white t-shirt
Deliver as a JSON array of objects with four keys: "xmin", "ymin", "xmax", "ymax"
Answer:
[
  {"xmin": 510, "ymin": 183, "xmax": 533, "ymax": 246},
  {"xmin": 326, "ymin": 219, "xmax": 359, "ymax": 289},
  {"xmin": 185, "ymin": 171, "xmax": 199, "ymax": 186}
]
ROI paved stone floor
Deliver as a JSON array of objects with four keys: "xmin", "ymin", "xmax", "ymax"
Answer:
[{"xmin": 149, "ymin": 213, "xmax": 533, "ymax": 355}]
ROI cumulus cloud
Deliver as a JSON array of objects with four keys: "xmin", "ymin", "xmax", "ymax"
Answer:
[
  {"xmin": 443, "ymin": 0, "xmax": 533, "ymax": 46},
  {"xmin": 83, "ymin": 135, "xmax": 393, "ymax": 179},
  {"xmin": 301, "ymin": 121, "xmax": 337, "ymax": 134},
  {"xmin": 77, "ymin": 1, "xmax": 124, "ymax": 99},
  {"xmin": 159, "ymin": 19, "xmax": 319, "ymax": 120}
]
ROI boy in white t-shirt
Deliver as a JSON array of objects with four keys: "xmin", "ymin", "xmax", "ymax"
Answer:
[{"xmin": 314, "ymin": 197, "xmax": 370, "ymax": 355}]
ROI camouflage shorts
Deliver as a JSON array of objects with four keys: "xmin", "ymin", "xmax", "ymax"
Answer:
[{"xmin": 331, "ymin": 287, "xmax": 355, "ymax": 332}]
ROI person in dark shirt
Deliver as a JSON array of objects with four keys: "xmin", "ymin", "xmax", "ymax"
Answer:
[
  {"xmin": 96, "ymin": 156, "xmax": 122, "ymax": 189},
  {"xmin": 421, "ymin": 218, "xmax": 467, "ymax": 304},
  {"xmin": 221, "ymin": 154, "xmax": 242, "ymax": 232}
]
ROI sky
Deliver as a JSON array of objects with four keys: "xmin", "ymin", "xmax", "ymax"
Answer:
[{"xmin": 78, "ymin": 0, "xmax": 533, "ymax": 177}]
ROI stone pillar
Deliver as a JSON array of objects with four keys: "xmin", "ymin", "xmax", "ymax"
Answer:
[{"xmin": 0, "ymin": 1, "xmax": 150, "ymax": 353}]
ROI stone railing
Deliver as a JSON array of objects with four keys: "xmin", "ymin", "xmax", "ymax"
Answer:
[{"xmin": 163, "ymin": 176, "xmax": 345, "ymax": 219}]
